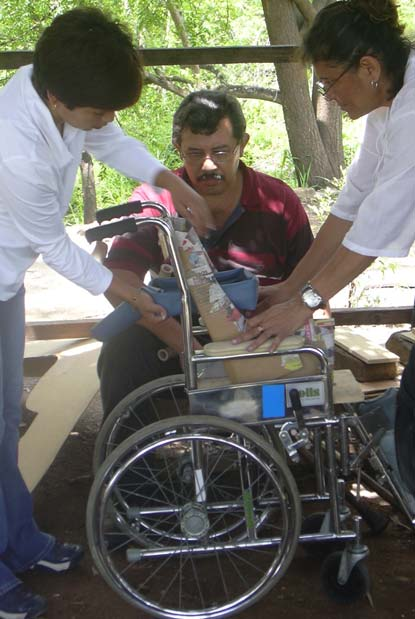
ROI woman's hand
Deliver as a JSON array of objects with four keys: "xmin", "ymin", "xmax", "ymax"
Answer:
[
  {"xmin": 250, "ymin": 282, "xmax": 293, "ymax": 316},
  {"xmin": 235, "ymin": 295, "xmax": 312, "ymax": 351},
  {"xmin": 107, "ymin": 273, "xmax": 167, "ymax": 324},
  {"xmin": 130, "ymin": 290, "xmax": 167, "ymax": 323},
  {"xmin": 156, "ymin": 170, "xmax": 215, "ymax": 236}
]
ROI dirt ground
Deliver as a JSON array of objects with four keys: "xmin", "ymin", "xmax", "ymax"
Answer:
[{"xmin": 17, "ymin": 388, "xmax": 415, "ymax": 619}]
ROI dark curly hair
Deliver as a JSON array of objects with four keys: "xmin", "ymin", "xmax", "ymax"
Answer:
[
  {"xmin": 302, "ymin": 0, "xmax": 412, "ymax": 97},
  {"xmin": 32, "ymin": 7, "xmax": 143, "ymax": 110},
  {"xmin": 172, "ymin": 90, "xmax": 246, "ymax": 146}
]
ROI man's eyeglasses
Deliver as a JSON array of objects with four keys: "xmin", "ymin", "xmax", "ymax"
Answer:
[
  {"xmin": 315, "ymin": 62, "xmax": 354, "ymax": 98},
  {"xmin": 181, "ymin": 143, "xmax": 239, "ymax": 164}
]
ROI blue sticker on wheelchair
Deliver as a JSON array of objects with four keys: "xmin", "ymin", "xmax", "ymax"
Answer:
[{"xmin": 261, "ymin": 384, "xmax": 286, "ymax": 418}]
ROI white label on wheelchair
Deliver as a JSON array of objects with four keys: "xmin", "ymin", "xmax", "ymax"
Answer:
[
  {"xmin": 285, "ymin": 381, "xmax": 325, "ymax": 407},
  {"xmin": 261, "ymin": 380, "xmax": 325, "ymax": 420}
]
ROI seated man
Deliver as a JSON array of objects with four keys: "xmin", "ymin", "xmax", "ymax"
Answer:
[{"xmin": 98, "ymin": 90, "xmax": 314, "ymax": 418}]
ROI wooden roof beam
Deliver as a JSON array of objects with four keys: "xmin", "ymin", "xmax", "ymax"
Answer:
[{"xmin": 0, "ymin": 45, "xmax": 298, "ymax": 71}]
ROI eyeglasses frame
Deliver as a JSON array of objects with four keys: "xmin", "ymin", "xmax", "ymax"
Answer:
[
  {"xmin": 180, "ymin": 142, "xmax": 240, "ymax": 165},
  {"xmin": 315, "ymin": 58, "xmax": 358, "ymax": 98}
]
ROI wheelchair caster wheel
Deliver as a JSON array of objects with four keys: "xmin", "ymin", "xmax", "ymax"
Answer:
[{"xmin": 321, "ymin": 550, "xmax": 370, "ymax": 605}]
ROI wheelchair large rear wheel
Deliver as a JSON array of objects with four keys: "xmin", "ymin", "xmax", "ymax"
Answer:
[
  {"xmin": 94, "ymin": 374, "xmax": 187, "ymax": 472},
  {"xmin": 87, "ymin": 415, "xmax": 301, "ymax": 619}
]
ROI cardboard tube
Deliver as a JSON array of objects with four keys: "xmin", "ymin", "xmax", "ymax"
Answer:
[
  {"xmin": 159, "ymin": 264, "xmax": 174, "ymax": 278},
  {"xmin": 157, "ymin": 347, "xmax": 178, "ymax": 362}
]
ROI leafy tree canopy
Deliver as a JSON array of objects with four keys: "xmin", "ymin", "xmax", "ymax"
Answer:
[{"xmin": 0, "ymin": 1, "xmax": 414, "ymax": 220}]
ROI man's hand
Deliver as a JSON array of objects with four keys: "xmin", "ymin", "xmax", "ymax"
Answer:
[
  {"xmin": 234, "ymin": 295, "xmax": 312, "ymax": 352},
  {"xmin": 156, "ymin": 169, "xmax": 215, "ymax": 236}
]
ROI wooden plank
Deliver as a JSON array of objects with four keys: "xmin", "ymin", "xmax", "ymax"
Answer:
[
  {"xmin": 332, "ymin": 306, "xmax": 412, "ymax": 326},
  {"xmin": 19, "ymin": 339, "xmax": 101, "ymax": 491},
  {"xmin": 23, "ymin": 356, "xmax": 57, "ymax": 377},
  {"xmin": 359, "ymin": 377, "xmax": 401, "ymax": 397},
  {"xmin": 398, "ymin": 330, "xmax": 415, "ymax": 344},
  {"xmin": 140, "ymin": 45, "xmax": 298, "ymax": 66},
  {"xmin": 23, "ymin": 339, "xmax": 84, "ymax": 377},
  {"xmin": 335, "ymin": 326, "xmax": 399, "ymax": 364},
  {"xmin": 334, "ymin": 346, "xmax": 398, "ymax": 381},
  {"xmin": 24, "ymin": 338, "xmax": 83, "ymax": 357},
  {"xmin": 24, "ymin": 306, "xmax": 414, "ymax": 341},
  {"xmin": 26, "ymin": 319, "xmax": 96, "ymax": 341},
  {"xmin": 0, "ymin": 45, "xmax": 298, "ymax": 71},
  {"xmin": 386, "ymin": 330, "xmax": 414, "ymax": 365},
  {"xmin": 0, "ymin": 51, "xmax": 33, "ymax": 70},
  {"xmin": 332, "ymin": 369, "xmax": 364, "ymax": 404}
]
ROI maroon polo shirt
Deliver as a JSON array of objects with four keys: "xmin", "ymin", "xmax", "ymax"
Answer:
[{"xmin": 104, "ymin": 162, "xmax": 313, "ymax": 285}]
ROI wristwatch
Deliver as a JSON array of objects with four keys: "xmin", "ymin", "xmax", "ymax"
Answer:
[{"xmin": 300, "ymin": 282, "xmax": 326, "ymax": 310}]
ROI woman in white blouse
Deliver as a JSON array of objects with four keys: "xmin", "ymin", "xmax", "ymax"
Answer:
[
  {"xmin": 0, "ymin": 8, "xmax": 212, "ymax": 618},
  {"xmin": 237, "ymin": 0, "xmax": 415, "ymax": 505},
  {"xmin": 238, "ymin": 0, "xmax": 414, "ymax": 347}
]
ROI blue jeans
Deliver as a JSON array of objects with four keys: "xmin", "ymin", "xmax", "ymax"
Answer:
[
  {"xmin": 395, "ymin": 344, "xmax": 415, "ymax": 495},
  {"xmin": 0, "ymin": 288, "xmax": 53, "ymax": 595}
]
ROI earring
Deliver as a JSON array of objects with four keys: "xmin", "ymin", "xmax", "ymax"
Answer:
[{"xmin": 370, "ymin": 79, "xmax": 379, "ymax": 89}]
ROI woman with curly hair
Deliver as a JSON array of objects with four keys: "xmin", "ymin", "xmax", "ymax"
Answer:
[{"xmin": 236, "ymin": 0, "xmax": 415, "ymax": 497}]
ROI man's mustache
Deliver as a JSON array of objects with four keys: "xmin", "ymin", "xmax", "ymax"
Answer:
[{"xmin": 197, "ymin": 172, "xmax": 224, "ymax": 181}]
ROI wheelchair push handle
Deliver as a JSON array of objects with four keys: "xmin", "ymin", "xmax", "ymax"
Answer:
[
  {"xmin": 87, "ymin": 200, "xmax": 172, "ymax": 242},
  {"xmin": 95, "ymin": 200, "xmax": 170, "ymax": 224},
  {"xmin": 95, "ymin": 200, "xmax": 145, "ymax": 223},
  {"xmin": 85, "ymin": 218, "xmax": 138, "ymax": 243}
]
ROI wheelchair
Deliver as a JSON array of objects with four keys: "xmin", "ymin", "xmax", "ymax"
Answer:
[{"xmin": 85, "ymin": 202, "xmax": 413, "ymax": 618}]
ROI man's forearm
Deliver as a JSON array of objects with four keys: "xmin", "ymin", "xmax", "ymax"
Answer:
[{"xmin": 140, "ymin": 315, "xmax": 202, "ymax": 354}]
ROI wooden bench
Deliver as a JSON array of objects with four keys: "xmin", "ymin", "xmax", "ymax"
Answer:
[
  {"xmin": 334, "ymin": 326, "xmax": 399, "ymax": 382},
  {"xmin": 385, "ymin": 329, "xmax": 415, "ymax": 366},
  {"xmin": 20, "ymin": 338, "xmax": 101, "ymax": 491}
]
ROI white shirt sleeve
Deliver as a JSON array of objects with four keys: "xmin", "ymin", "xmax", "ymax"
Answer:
[
  {"xmin": 332, "ymin": 105, "xmax": 415, "ymax": 257},
  {"xmin": 0, "ymin": 156, "xmax": 113, "ymax": 295},
  {"xmin": 85, "ymin": 122, "xmax": 167, "ymax": 185},
  {"xmin": 331, "ymin": 111, "xmax": 384, "ymax": 222}
]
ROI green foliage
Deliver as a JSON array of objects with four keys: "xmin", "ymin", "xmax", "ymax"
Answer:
[{"xmin": 1, "ymin": 0, "xmax": 415, "ymax": 226}]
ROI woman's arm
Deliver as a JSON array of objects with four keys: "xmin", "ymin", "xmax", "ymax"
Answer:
[
  {"xmin": 106, "ymin": 268, "xmax": 201, "ymax": 353},
  {"xmin": 256, "ymin": 214, "xmax": 353, "ymax": 310},
  {"xmin": 238, "ymin": 244, "xmax": 375, "ymax": 350},
  {"xmin": 86, "ymin": 124, "xmax": 214, "ymax": 236}
]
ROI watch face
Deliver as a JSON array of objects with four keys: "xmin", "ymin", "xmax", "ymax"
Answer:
[{"xmin": 302, "ymin": 287, "xmax": 322, "ymax": 309}]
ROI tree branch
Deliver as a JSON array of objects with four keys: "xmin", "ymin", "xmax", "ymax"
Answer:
[
  {"xmin": 219, "ymin": 84, "xmax": 281, "ymax": 104},
  {"xmin": 144, "ymin": 72, "xmax": 188, "ymax": 97},
  {"xmin": 165, "ymin": 0, "xmax": 200, "ymax": 74},
  {"xmin": 144, "ymin": 70, "xmax": 281, "ymax": 105},
  {"xmin": 199, "ymin": 64, "xmax": 228, "ymax": 84},
  {"xmin": 165, "ymin": 0, "xmax": 190, "ymax": 47}
]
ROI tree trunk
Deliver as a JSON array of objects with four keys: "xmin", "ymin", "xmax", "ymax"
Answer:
[
  {"xmin": 80, "ymin": 151, "xmax": 97, "ymax": 224},
  {"xmin": 262, "ymin": 0, "xmax": 342, "ymax": 186},
  {"xmin": 315, "ymin": 96, "xmax": 344, "ymax": 176}
]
